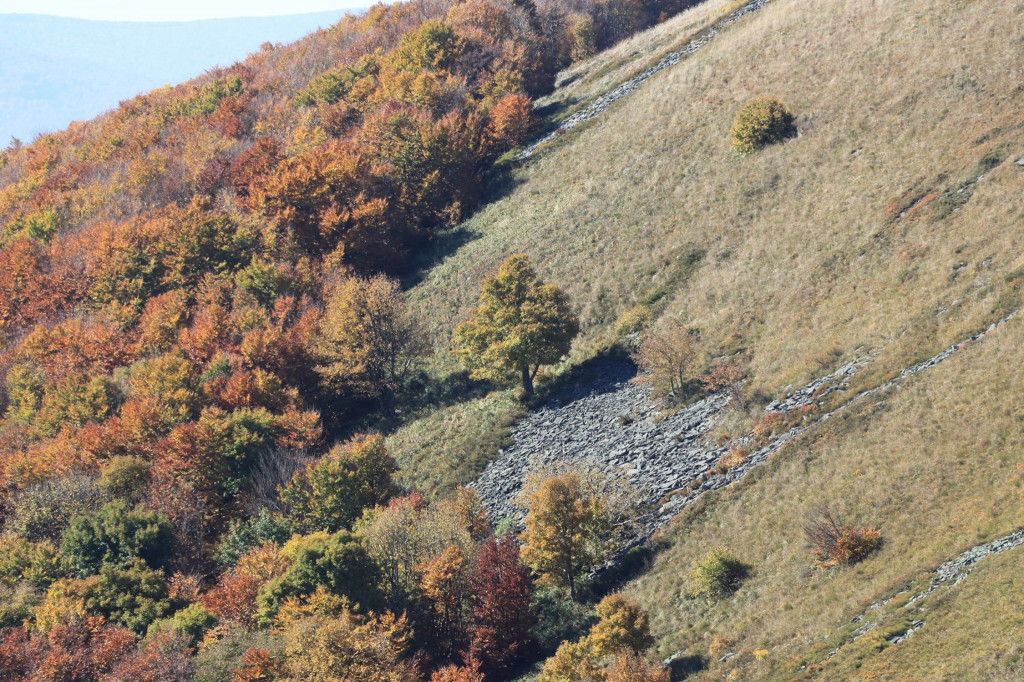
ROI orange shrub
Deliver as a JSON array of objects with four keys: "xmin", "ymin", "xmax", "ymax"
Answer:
[{"xmin": 804, "ymin": 505, "xmax": 882, "ymax": 567}]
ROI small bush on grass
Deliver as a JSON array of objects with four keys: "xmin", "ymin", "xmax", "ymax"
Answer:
[
  {"xmin": 686, "ymin": 547, "xmax": 750, "ymax": 603},
  {"xmin": 730, "ymin": 97, "xmax": 796, "ymax": 155},
  {"xmin": 804, "ymin": 505, "xmax": 882, "ymax": 567}
]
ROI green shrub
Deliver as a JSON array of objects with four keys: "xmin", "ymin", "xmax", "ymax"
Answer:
[
  {"xmin": 214, "ymin": 509, "xmax": 293, "ymax": 567},
  {"xmin": 255, "ymin": 531, "xmax": 382, "ymax": 625},
  {"xmin": 99, "ymin": 456, "xmax": 151, "ymax": 502},
  {"xmin": 171, "ymin": 76, "xmax": 243, "ymax": 118},
  {"xmin": 60, "ymin": 499, "xmax": 174, "ymax": 577},
  {"xmin": 730, "ymin": 96, "xmax": 796, "ymax": 155},
  {"xmin": 150, "ymin": 603, "xmax": 219, "ymax": 644},
  {"xmin": 280, "ymin": 435, "xmax": 398, "ymax": 533},
  {"xmin": 685, "ymin": 546, "xmax": 750, "ymax": 603},
  {"xmin": 294, "ymin": 56, "xmax": 377, "ymax": 108},
  {"xmin": 85, "ymin": 558, "xmax": 172, "ymax": 633},
  {"xmin": 235, "ymin": 258, "xmax": 284, "ymax": 306},
  {"xmin": 36, "ymin": 372, "xmax": 121, "ymax": 436},
  {"xmin": 5, "ymin": 363, "xmax": 44, "ymax": 423},
  {"xmin": 0, "ymin": 536, "xmax": 64, "ymax": 590}
]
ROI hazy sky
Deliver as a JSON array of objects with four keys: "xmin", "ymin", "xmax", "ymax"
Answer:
[{"xmin": 0, "ymin": 0, "xmax": 369, "ymax": 22}]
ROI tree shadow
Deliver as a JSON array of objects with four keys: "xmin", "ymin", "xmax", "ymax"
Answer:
[
  {"xmin": 583, "ymin": 534, "xmax": 671, "ymax": 601},
  {"xmin": 480, "ymin": 155, "xmax": 527, "ymax": 205},
  {"xmin": 533, "ymin": 96, "xmax": 580, "ymax": 128},
  {"xmin": 527, "ymin": 345, "xmax": 639, "ymax": 411},
  {"xmin": 401, "ymin": 369, "xmax": 496, "ymax": 415},
  {"xmin": 401, "ymin": 158, "xmax": 528, "ymax": 289},
  {"xmin": 402, "ymin": 225, "xmax": 481, "ymax": 289},
  {"xmin": 667, "ymin": 655, "xmax": 708, "ymax": 680},
  {"xmin": 326, "ymin": 369, "xmax": 498, "ymax": 440}
]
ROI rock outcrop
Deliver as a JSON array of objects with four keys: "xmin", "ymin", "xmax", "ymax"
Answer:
[{"xmin": 472, "ymin": 313, "xmax": 1018, "ymax": 552}]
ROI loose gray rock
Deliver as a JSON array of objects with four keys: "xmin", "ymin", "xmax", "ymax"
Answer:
[{"xmin": 470, "ymin": 361, "xmax": 732, "ymax": 526}]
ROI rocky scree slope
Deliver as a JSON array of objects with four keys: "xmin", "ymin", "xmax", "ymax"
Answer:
[
  {"xmin": 472, "ymin": 313, "xmax": 1018, "ymax": 551},
  {"xmin": 470, "ymin": 361, "xmax": 733, "ymax": 524}
]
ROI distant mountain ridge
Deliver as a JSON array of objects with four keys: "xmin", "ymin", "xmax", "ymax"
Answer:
[{"xmin": 0, "ymin": 11, "xmax": 355, "ymax": 143}]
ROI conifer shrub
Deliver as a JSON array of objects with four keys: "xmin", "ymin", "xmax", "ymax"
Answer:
[
  {"xmin": 730, "ymin": 96, "xmax": 796, "ymax": 155},
  {"xmin": 685, "ymin": 547, "xmax": 749, "ymax": 603}
]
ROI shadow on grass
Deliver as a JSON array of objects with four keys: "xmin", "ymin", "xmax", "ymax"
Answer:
[
  {"xmin": 337, "ymin": 369, "xmax": 499, "ymax": 440},
  {"xmin": 667, "ymin": 655, "xmax": 708, "ymax": 680},
  {"xmin": 526, "ymin": 345, "xmax": 639, "ymax": 411},
  {"xmin": 534, "ymin": 96, "xmax": 580, "ymax": 127},
  {"xmin": 402, "ymin": 226, "xmax": 481, "ymax": 289},
  {"xmin": 584, "ymin": 534, "xmax": 672, "ymax": 602},
  {"xmin": 402, "ymin": 369, "xmax": 497, "ymax": 415},
  {"xmin": 401, "ymin": 157, "xmax": 527, "ymax": 289}
]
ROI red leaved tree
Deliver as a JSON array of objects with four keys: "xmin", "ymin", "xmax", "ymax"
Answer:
[{"xmin": 468, "ymin": 535, "xmax": 536, "ymax": 677}]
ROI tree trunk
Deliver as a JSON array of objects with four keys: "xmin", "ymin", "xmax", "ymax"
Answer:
[
  {"xmin": 521, "ymin": 364, "xmax": 534, "ymax": 396},
  {"xmin": 566, "ymin": 555, "xmax": 576, "ymax": 602},
  {"xmin": 378, "ymin": 386, "xmax": 395, "ymax": 418}
]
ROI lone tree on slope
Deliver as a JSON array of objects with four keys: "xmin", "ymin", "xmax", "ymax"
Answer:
[
  {"xmin": 452, "ymin": 254, "xmax": 578, "ymax": 397},
  {"xmin": 519, "ymin": 472, "xmax": 608, "ymax": 602}
]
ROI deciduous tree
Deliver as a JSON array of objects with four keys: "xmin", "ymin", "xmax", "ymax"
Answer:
[
  {"xmin": 631, "ymin": 318, "xmax": 700, "ymax": 403},
  {"xmin": 538, "ymin": 593, "xmax": 657, "ymax": 682},
  {"xmin": 519, "ymin": 472, "xmax": 607, "ymax": 601},
  {"xmin": 468, "ymin": 535, "xmax": 535, "ymax": 676},
  {"xmin": 280, "ymin": 434, "xmax": 398, "ymax": 533},
  {"xmin": 317, "ymin": 275, "xmax": 426, "ymax": 416},
  {"xmin": 278, "ymin": 608, "xmax": 417, "ymax": 682},
  {"xmin": 452, "ymin": 255, "xmax": 578, "ymax": 396},
  {"xmin": 419, "ymin": 543, "xmax": 471, "ymax": 663}
]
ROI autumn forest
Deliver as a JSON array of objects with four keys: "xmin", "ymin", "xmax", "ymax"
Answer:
[{"xmin": 0, "ymin": 0, "xmax": 698, "ymax": 679}]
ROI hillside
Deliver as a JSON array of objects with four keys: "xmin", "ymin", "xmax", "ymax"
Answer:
[
  {"xmin": 0, "ymin": 0, "xmax": 1023, "ymax": 678},
  {"xmin": 0, "ymin": 11, "xmax": 354, "ymax": 143},
  {"xmin": 396, "ymin": 0, "xmax": 1024, "ymax": 677},
  {"xmin": 0, "ymin": 0, "xmax": 709, "ymax": 679}
]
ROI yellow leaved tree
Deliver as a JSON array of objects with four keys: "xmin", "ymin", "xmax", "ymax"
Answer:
[{"xmin": 452, "ymin": 255, "xmax": 578, "ymax": 397}]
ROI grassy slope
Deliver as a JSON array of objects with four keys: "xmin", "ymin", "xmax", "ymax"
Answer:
[
  {"xmin": 629, "ymin": 315, "xmax": 1024, "ymax": 678},
  {"xmin": 393, "ymin": 0, "xmax": 1024, "ymax": 674}
]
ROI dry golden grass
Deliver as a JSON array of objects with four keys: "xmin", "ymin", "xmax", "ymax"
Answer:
[
  {"xmin": 536, "ymin": 0, "xmax": 738, "ymax": 114},
  {"xmin": 385, "ymin": 389, "xmax": 523, "ymax": 498},
  {"xmin": 412, "ymin": 0, "xmax": 1024, "ymax": 391},
  {"xmin": 832, "ymin": 548, "xmax": 1024, "ymax": 680},
  {"xmin": 625, "ymin": 315, "xmax": 1024, "ymax": 678},
  {"xmin": 395, "ymin": 0, "xmax": 1024, "ymax": 675},
  {"xmin": 403, "ymin": 0, "xmax": 1024, "ymax": 488}
]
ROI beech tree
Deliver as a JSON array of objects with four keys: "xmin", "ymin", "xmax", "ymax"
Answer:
[
  {"xmin": 452, "ymin": 255, "xmax": 578, "ymax": 396},
  {"xmin": 317, "ymin": 275, "xmax": 426, "ymax": 416},
  {"xmin": 631, "ymin": 318, "xmax": 700, "ymax": 403},
  {"xmin": 519, "ymin": 472, "xmax": 607, "ymax": 601},
  {"xmin": 418, "ymin": 544, "xmax": 471, "ymax": 663},
  {"xmin": 278, "ymin": 608, "xmax": 417, "ymax": 682},
  {"xmin": 280, "ymin": 434, "xmax": 399, "ymax": 533},
  {"xmin": 539, "ymin": 593, "xmax": 658, "ymax": 682},
  {"xmin": 468, "ymin": 535, "xmax": 536, "ymax": 676}
]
